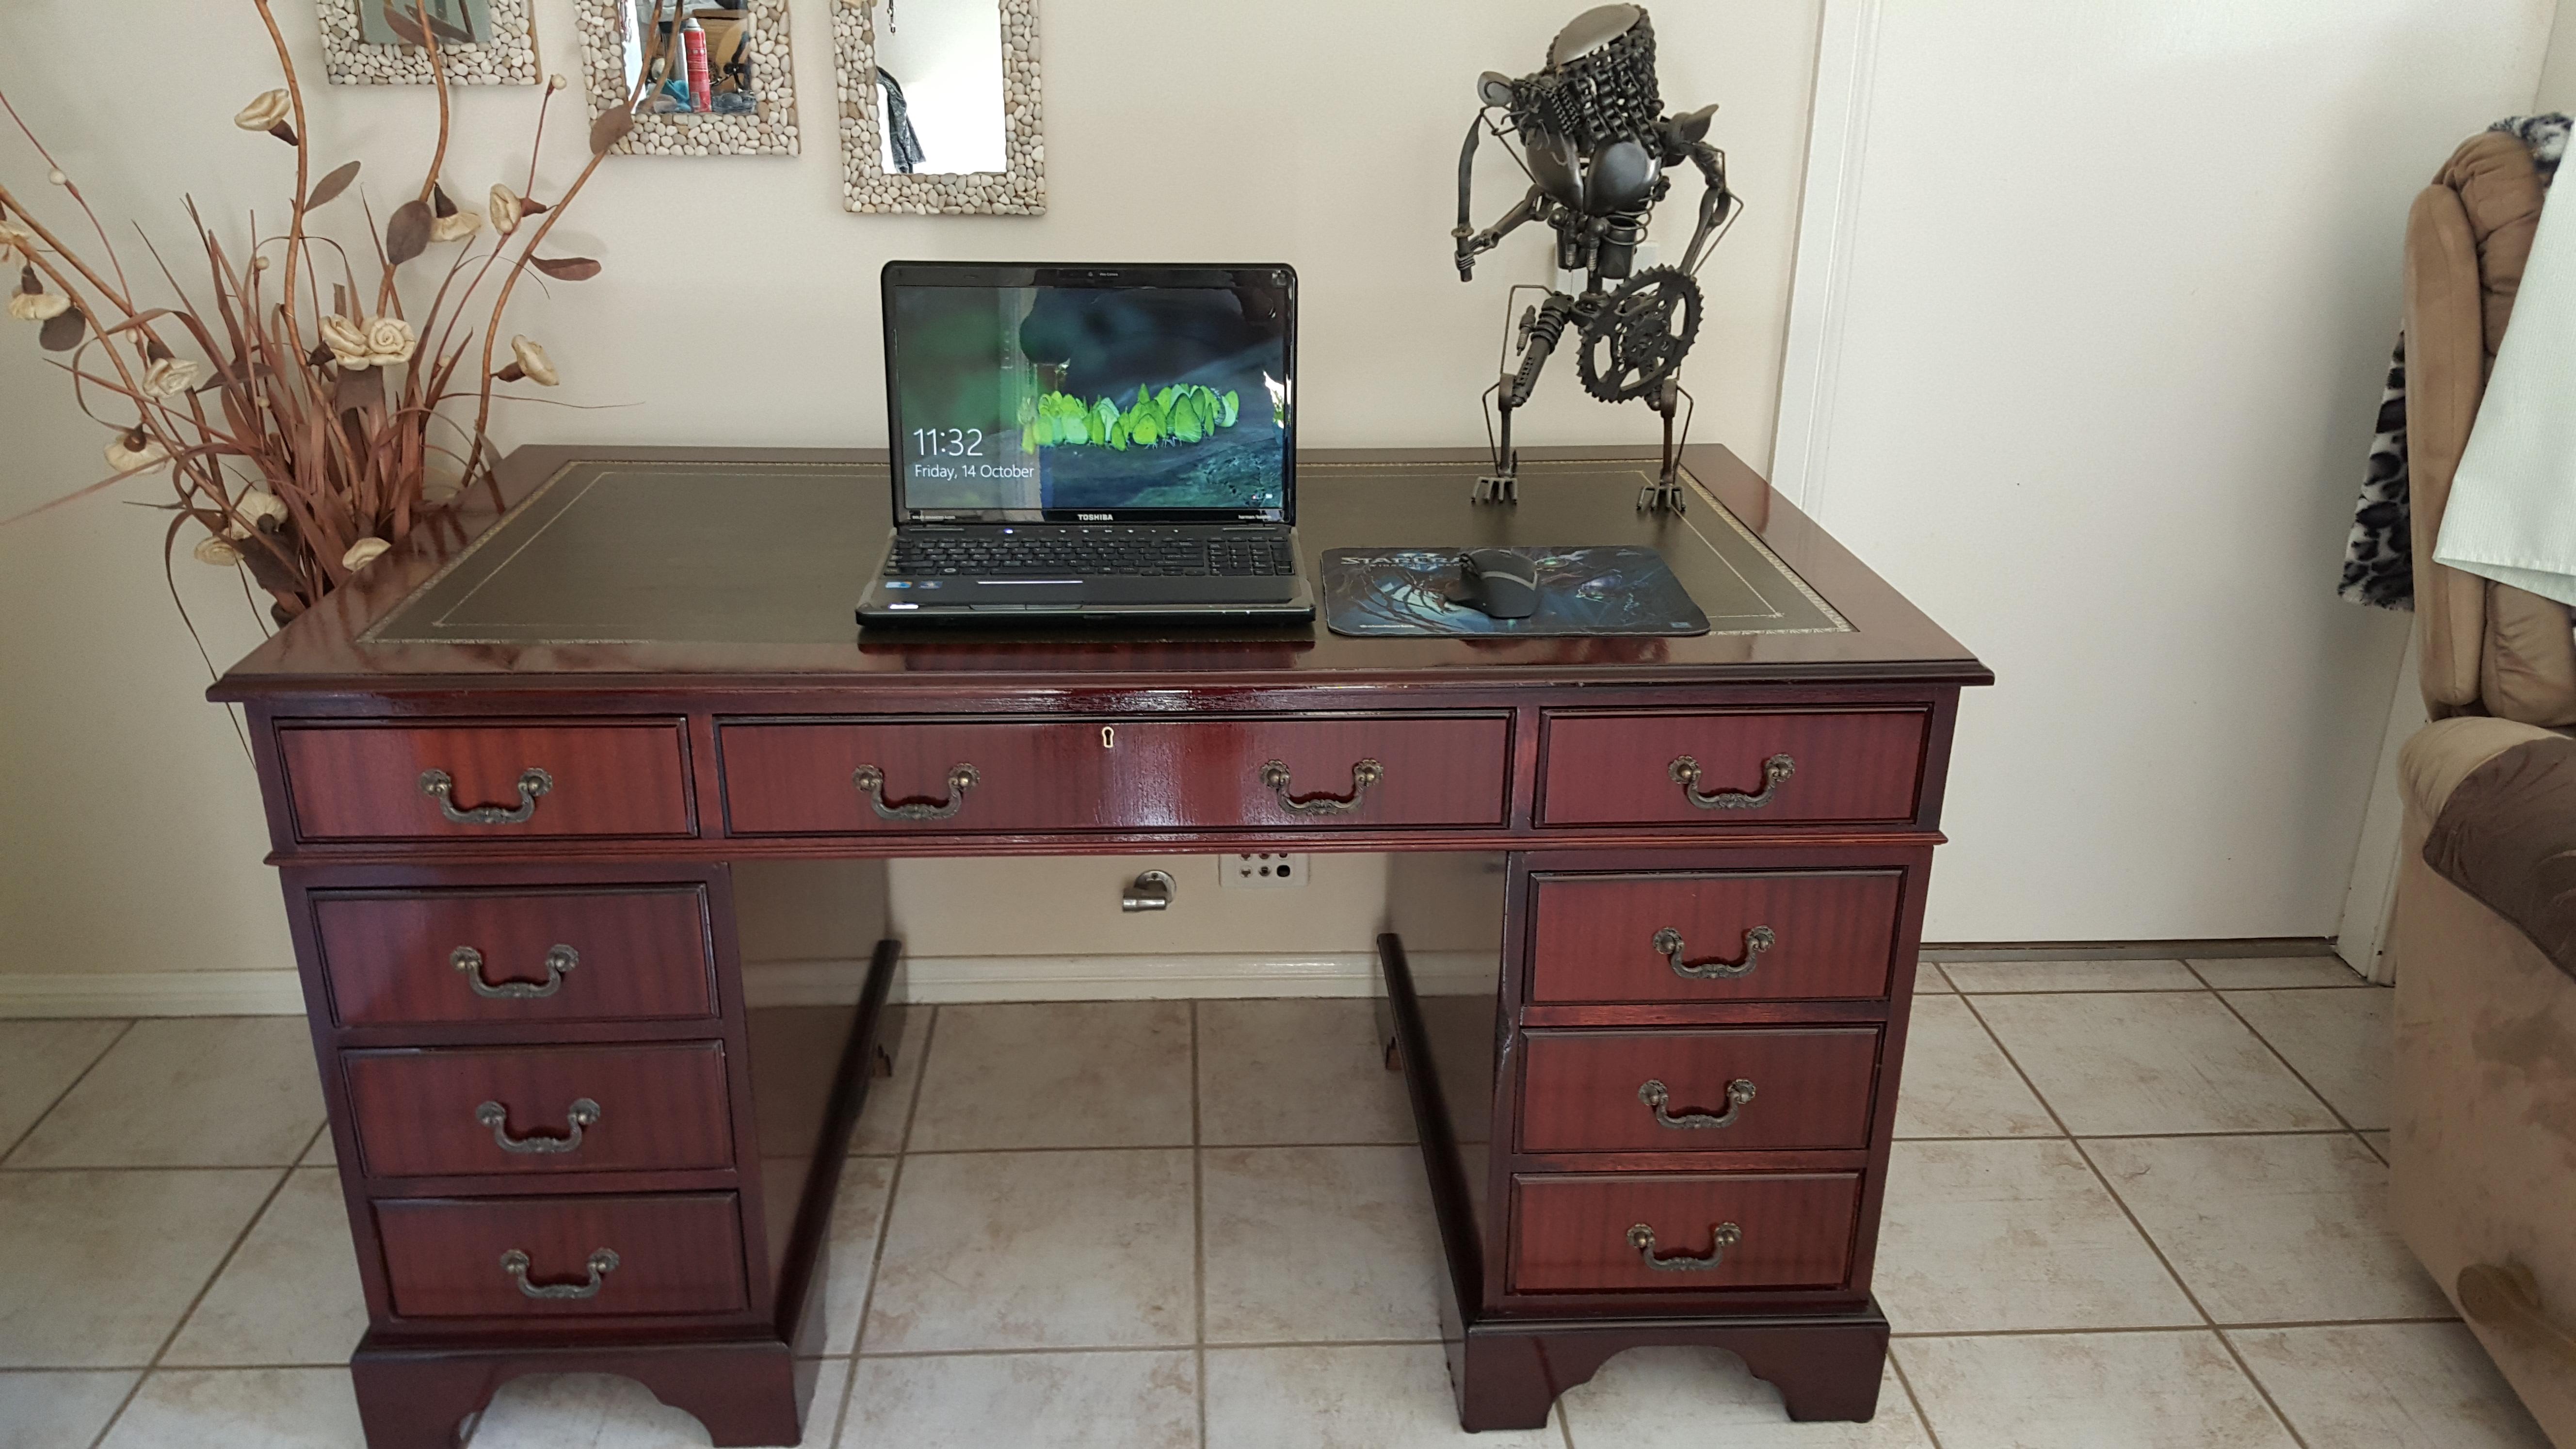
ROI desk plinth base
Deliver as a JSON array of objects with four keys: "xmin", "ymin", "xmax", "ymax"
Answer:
[
  {"xmin": 1449, "ymin": 1307, "xmax": 1889, "ymax": 1431},
  {"xmin": 352, "ymin": 1334, "xmax": 821, "ymax": 1449}
]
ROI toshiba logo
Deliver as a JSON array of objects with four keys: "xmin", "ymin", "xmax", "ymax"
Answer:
[{"xmin": 1078, "ymin": 514, "xmax": 1114, "ymax": 521}]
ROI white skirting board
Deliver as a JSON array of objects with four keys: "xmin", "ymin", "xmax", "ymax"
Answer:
[
  {"xmin": 0, "ymin": 970, "xmax": 310, "ymax": 1018},
  {"xmin": 0, "ymin": 941, "xmax": 2347, "ymax": 1017},
  {"xmin": 0, "ymin": 952, "xmax": 1503, "ymax": 1018}
]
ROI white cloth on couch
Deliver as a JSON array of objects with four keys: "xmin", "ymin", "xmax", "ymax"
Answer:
[{"xmin": 2440, "ymin": 168, "xmax": 2576, "ymax": 610}]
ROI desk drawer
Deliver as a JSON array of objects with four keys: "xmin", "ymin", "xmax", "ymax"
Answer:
[
  {"xmin": 1510, "ymin": 1172, "xmax": 1860, "ymax": 1294},
  {"xmin": 1517, "ymin": 1029, "xmax": 1880, "ymax": 1153},
  {"xmin": 375, "ymin": 1193, "xmax": 745, "ymax": 1319},
  {"xmin": 1538, "ymin": 710, "xmax": 1927, "ymax": 826},
  {"xmin": 1529, "ymin": 871, "xmax": 1903, "ymax": 1005},
  {"xmin": 278, "ymin": 722, "xmax": 693, "ymax": 841},
  {"xmin": 312, "ymin": 887, "xmax": 716, "ymax": 1027},
  {"xmin": 342, "ymin": 1044, "xmax": 734, "ymax": 1178},
  {"xmin": 719, "ymin": 715, "xmax": 1510, "ymax": 834},
  {"xmin": 1514, "ymin": 1026, "xmax": 1885, "ymax": 1150}
]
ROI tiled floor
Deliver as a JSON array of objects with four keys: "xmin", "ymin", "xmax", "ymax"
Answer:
[{"xmin": 0, "ymin": 958, "xmax": 2553, "ymax": 1448}]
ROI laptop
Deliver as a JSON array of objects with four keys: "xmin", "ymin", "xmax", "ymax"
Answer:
[{"xmin": 857, "ymin": 261, "xmax": 1315, "ymax": 623}]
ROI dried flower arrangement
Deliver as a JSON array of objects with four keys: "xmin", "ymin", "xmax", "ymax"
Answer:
[{"xmin": 0, "ymin": 0, "xmax": 642, "ymax": 628}]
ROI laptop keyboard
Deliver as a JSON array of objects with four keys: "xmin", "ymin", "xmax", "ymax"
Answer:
[{"xmin": 887, "ymin": 528, "xmax": 1297, "ymax": 578}]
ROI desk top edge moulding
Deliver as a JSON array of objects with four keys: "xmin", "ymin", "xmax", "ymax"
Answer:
[{"xmin": 208, "ymin": 444, "xmax": 1988, "ymax": 1446}]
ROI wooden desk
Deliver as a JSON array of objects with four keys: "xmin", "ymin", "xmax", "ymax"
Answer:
[{"xmin": 210, "ymin": 445, "xmax": 1989, "ymax": 1445}]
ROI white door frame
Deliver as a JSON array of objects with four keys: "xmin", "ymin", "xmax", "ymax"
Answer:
[{"xmin": 1769, "ymin": 0, "xmax": 1883, "ymax": 520}]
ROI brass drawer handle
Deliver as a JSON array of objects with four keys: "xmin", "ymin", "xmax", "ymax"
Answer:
[
  {"xmin": 1260, "ymin": 757, "xmax": 1384, "ymax": 815},
  {"xmin": 853, "ymin": 763, "xmax": 979, "ymax": 821},
  {"xmin": 1652, "ymin": 925, "xmax": 1774, "ymax": 980},
  {"xmin": 418, "ymin": 767, "xmax": 552, "ymax": 825},
  {"xmin": 1627, "ymin": 1221, "xmax": 1742, "ymax": 1272},
  {"xmin": 451, "ymin": 944, "xmax": 578, "ymax": 999},
  {"xmin": 1669, "ymin": 752, "xmax": 1794, "ymax": 810},
  {"xmin": 1638, "ymin": 1077, "xmax": 1756, "ymax": 1130},
  {"xmin": 500, "ymin": 1247, "xmax": 619, "ymax": 1300},
  {"xmin": 477, "ymin": 1097, "xmax": 600, "ymax": 1154}
]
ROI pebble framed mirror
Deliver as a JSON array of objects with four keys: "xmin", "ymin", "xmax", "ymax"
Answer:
[
  {"xmin": 834, "ymin": 0, "xmax": 1045, "ymax": 214},
  {"xmin": 319, "ymin": 0, "xmax": 541, "ymax": 86},
  {"xmin": 578, "ymin": 0, "xmax": 803, "ymax": 157}
]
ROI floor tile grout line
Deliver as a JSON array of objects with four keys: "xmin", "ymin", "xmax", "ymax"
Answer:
[
  {"xmin": 2210, "ymin": 1322, "xmax": 2315, "ymax": 1449},
  {"xmin": 1190, "ymin": 1001, "xmax": 1209, "ymax": 1449},
  {"xmin": 859, "ymin": 1337, "xmax": 1450, "ymax": 1360},
  {"xmin": 842, "ymin": 1005, "xmax": 941, "ymax": 1372},
  {"xmin": 1968, "ymin": 981, "xmax": 2331, "ymax": 1448},
  {"xmin": 1884, "ymin": 1314, "xmax": 2463, "ymax": 1340},
  {"xmin": 817, "ymin": 1350, "xmax": 863, "ymax": 1449},
  {"xmin": 2060, "ymin": 1133, "xmax": 2315, "ymax": 1449},
  {"xmin": 1884, "ymin": 1346, "xmax": 1948, "ymax": 1449},
  {"xmin": 886, "ymin": 1139, "xmax": 1417, "ymax": 1157},
  {"xmin": 1949, "ymin": 994, "xmax": 2078, "ymax": 1141},
  {"xmin": 83, "ymin": 1161, "xmax": 299, "ymax": 1449},
  {"xmin": 1894, "ymin": 1127, "xmax": 2364, "ymax": 1143},
  {"xmin": 0, "ymin": 1018, "xmax": 139, "ymax": 1167},
  {"xmin": 2207, "ymin": 989, "xmax": 2374, "ymax": 1154},
  {"xmin": 1952, "ymin": 994, "xmax": 2234, "ymax": 1343}
]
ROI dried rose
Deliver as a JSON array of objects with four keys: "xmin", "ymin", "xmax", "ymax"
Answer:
[
  {"xmin": 362, "ymin": 316, "xmax": 418, "ymax": 367},
  {"xmin": 342, "ymin": 537, "xmax": 392, "ymax": 571},
  {"xmin": 488, "ymin": 184, "xmax": 523, "ymax": 236},
  {"xmin": 142, "ymin": 356, "xmax": 203, "ymax": 398},
  {"xmin": 497, "ymin": 335, "xmax": 560, "ymax": 386},
  {"xmin": 0, "ymin": 222, "xmax": 32, "ymax": 258},
  {"xmin": 193, "ymin": 534, "xmax": 243, "ymax": 566},
  {"xmin": 105, "ymin": 429, "xmax": 169, "ymax": 473},
  {"xmin": 8, "ymin": 289, "xmax": 68, "ymax": 322},
  {"xmin": 235, "ymin": 90, "xmax": 297, "ymax": 145},
  {"xmin": 430, "ymin": 209, "xmax": 483, "ymax": 244},
  {"xmin": 321, "ymin": 314, "xmax": 416, "ymax": 370},
  {"xmin": 319, "ymin": 313, "xmax": 370, "ymax": 368}
]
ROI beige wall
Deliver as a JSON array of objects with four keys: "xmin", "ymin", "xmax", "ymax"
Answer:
[
  {"xmin": 2542, "ymin": 0, "xmax": 2576, "ymax": 110},
  {"xmin": 0, "ymin": 1, "xmax": 1824, "ymax": 985}
]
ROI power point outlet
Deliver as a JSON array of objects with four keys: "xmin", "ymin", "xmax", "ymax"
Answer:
[{"xmin": 1223, "ymin": 853, "xmax": 1308, "ymax": 889}]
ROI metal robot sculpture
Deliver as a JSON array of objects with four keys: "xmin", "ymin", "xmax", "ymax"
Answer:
[{"xmin": 1453, "ymin": 4, "xmax": 1737, "ymax": 513}]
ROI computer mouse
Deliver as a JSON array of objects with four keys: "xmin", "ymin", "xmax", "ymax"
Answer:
[{"xmin": 1456, "ymin": 548, "xmax": 1539, "ymax": 619}]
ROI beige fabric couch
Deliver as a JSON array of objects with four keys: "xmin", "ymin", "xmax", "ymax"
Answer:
[
  {"xmin": 2385, "ymin": 130, "xmax": 2576, "ymax": 1446},
  {"xmin": 2388, "ymin": 718, "xmax": 2576, "ymax": 1446}
]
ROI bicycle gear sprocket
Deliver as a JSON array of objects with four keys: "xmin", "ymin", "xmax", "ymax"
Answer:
[{"xmin": 1578, "ymin": 265, "xmax": 1702, "ymax": 402}]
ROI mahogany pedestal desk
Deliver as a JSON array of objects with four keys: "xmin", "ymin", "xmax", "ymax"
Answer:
[{"xmin": 208, "ymin": 445, "xmax": 1990, "ymax": 1446}]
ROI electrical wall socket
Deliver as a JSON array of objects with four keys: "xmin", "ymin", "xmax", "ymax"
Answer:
[{"xmin": 1222, "ymin": 853, "xmax": 1308, "ymax": 889}]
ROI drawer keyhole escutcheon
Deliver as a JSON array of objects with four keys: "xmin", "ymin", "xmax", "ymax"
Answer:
[
  {"xmin": 1101, "ymin": 725, "xmax": 1116, "ymax": 749},
  {"xmin": 1260, "ymin": 758, "xmax": 1384, "ymax": 815},
  {"xmin": 452, "ymin": 944, "xmax": 579, "ymax": 999},
  {"xmin": 1669, "ymin": 752, "xmax": 1795, "ymax": 810},
  {"xmin": 1628, "ymin": 1221, "xmax": 1742, "ymax": 1272},
  {"xmin": 419, "ymin": 766, "xmax": 552, "ymax": 825},
  {"xmin": 1653, "ymin": 925, "xmax": 1774, "ymax": 980},
  {"xmin": 478, "ymin": 1097, "xmax": 601, "ymax": 1154},
  {"xmin": 853, "ymin": 763, "xmax": 980, "ymax": 821},
  {"xmin": 1638, "ymin": 1077, "xmax": 1756, "ymax": 1130},
  {"xmin": 500, "ymin": 1247, "xmax": 619, "ymax": 1300}
]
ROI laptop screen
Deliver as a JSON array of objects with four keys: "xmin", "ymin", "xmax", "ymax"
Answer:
[{"xmin": 882, "ymin": 263, "xmax": 1296, "ymax": 523}]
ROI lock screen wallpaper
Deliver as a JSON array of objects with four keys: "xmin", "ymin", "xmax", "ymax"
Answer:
[{"xmin": 888, "ymin": 278, "xmax": 1291, "ymax": 518}]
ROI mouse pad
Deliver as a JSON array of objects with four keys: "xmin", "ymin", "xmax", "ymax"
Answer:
[{"xmin": 1320, "ymin": 546, "xmax": 1710, "ymax": 637}]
